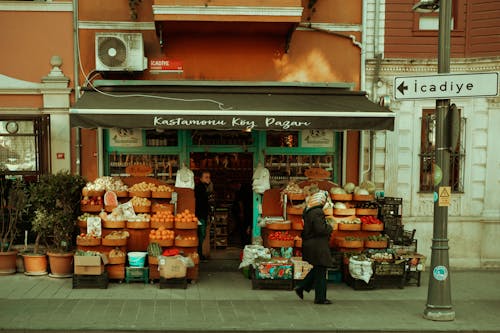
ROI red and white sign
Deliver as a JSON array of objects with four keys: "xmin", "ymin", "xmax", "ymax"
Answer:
[{"xmin": 149, "ymin": 59, "xmax": 183, "ymax": 72}]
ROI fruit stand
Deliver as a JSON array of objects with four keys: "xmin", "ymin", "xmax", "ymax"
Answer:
[{"xmin": 74, "ymin": 166, "xmax": 199, "ymax": 287}]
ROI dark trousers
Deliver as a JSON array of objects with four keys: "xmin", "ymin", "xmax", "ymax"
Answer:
[{"xmin": 297, "ymin": 265, "xmax": 327, "ymax": 302}]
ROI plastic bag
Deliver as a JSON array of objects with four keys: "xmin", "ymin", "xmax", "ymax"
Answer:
[
  {"xmin": 252, "ymin": 164, "xmax": 270, "ymax": 194},
  {"xmin": 119, "ymin": 201, "xmax": 136, "ymax": 220},
  {"xmin": 239, "ymin": 245, "xmax": 271, "ymax": 269},
  {"xmin": 175, "ymin": 165, "xmax": 195, "ymax": 189},
  {"xmin": 349, "ymin": 256, "xmax": 373, "ymax": 283}
]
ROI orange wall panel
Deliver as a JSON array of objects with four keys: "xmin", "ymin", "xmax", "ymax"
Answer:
[
  {"xmin": 0, "ymin": 12, "xmax": 74, "ymax": 85},
  {"xmin": 0, "ymin": 95, "xmax": 43, "ymax": 108},
  {"xmin": 302, "ymin": 0, "xmax": 362, "ymax": 24},
  {"xmin": 78, "ymin": 0, "xmax": 154, "ymax": 21}
]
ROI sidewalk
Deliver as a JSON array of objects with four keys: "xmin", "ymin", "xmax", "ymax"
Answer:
[{"xmin": 0, "ymin": 266, "xmax": 499, "ymax": 333}]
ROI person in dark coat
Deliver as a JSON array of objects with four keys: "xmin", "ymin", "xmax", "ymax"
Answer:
[{"xmin": 294, "ymin": 191, "xmax": 333, "ymax": 304}]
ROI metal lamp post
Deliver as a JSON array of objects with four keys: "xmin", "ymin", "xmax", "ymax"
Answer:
[{"xmin": 413, "ymin": 0, "xmax": 456, "ymax": 321}]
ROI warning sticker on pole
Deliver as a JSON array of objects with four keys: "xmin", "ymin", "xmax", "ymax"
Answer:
[{"xmin": 438, "ymin": 186, "xmax": 451, "ymax": 207}]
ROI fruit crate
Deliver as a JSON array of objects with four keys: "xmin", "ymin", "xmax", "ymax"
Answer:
[
  {"xmin": 125, "ymin": 267, "xmax": 149, "ymax": 284},
  {"xmin": 387, "ymin": 228, "xmax": 416, "ymax": 246},
  {"xmin": 373, "ymin": 261, "xmax": 406, "ymax": 289},
  {"xmin": 326, "ymin": 268, "xmax": 342, "ymax": 284},
  {"xmin": 377, "ymin": 197, "xmax": 403, "ymax": 217},
  {"xmin": 72, "ymin": 272, "xmax": 109, "ymax": 289},
  {"xmin": 159, "ymin": 277, "xmax": 188, "ymax": 289},
  {"xmin": 380, "ymin": 216, "xmax": 402, "ymax": 227},
  {"xmin": 251, "ymin": 269, "xmax": 293, "ymax": 290},
  {"xmin": 390, "ymin": 239, "xmax": 418, "ymax": 255}
]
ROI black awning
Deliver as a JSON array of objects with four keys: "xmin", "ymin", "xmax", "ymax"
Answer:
[{"xmin": 70, "ymin": 89, "xmax": 394, "ymax": 131}]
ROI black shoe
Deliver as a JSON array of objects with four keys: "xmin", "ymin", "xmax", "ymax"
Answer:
[
  {"xmin": 314, "ymin": 299, "xmax": 332, "ymax": 305},
  {"xmin": 294, "ymin": 287, "xmax": 304, "ymax": 300}
]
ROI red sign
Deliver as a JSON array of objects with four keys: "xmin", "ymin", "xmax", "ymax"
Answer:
[
  {"xmin": 149, "ymin": 59, "xmax": 183, "ymax": 72},
  {"xmin": 56, "ymin": 153, "xmax": 65, "ymax": 159}
]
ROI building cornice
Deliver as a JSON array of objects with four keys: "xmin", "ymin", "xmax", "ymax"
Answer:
[
  {"xmin": 296, "ymin": 23, "xmax": 362, "ymax": 32},
  {"xmin": 366, "ymin": 57, "xmax": 500, "ymax": 75},
  {"xmin": 78, "ymin": 21, "xmax": 156, "ymax": 30},
  {"xmin": 0, "ymin": 1, "xmax": 72, "ymax": 12},
  {"xmin": 152, "ymin": 5, "xmax": 303, "ymax": 17},
  {"xmin": 0, "ymin": 74, "xmax": 41, "ymax": 95}
]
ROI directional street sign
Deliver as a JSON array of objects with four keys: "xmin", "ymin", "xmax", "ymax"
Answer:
[{"xmin": 393, "ymin": 72, "xmax": 499, "ymax": 100}]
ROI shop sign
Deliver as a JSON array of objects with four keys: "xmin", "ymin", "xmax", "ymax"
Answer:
[
  {"xmin": 152, "ymin": 116, "xmax": 312, "ymax": 130},
  {"xmin": 300, "ymin": 130, "xmax": 334, "ymax": 148},
  {"xmin": 149, "ymin": 59, "xmax": 183, "ymax": 73},
  {"xmin": 109, "ymin": 128, "xmax": 143, "ymax": 147}
]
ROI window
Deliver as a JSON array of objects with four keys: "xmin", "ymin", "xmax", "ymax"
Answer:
[
  {"xmin": 412, "ymin": 0, "xmax": 465, "ymax": 35},
  {"xmin": 0, "ymin": 116, "xmax": 50, "ymax": 179},
  {"xmin": 419, "ymin": 109, "xmax": 465, "ymax": 193}
]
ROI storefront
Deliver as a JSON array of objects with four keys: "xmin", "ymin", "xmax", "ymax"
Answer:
[{"xmin": 70, "ymin": 82, "xmax": 394, "ymax": 248}]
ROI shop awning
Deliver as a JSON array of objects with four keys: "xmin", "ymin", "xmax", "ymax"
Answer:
[{"xmin": 70, "ymin": 88, "xmax": 395, "ymax": 131}]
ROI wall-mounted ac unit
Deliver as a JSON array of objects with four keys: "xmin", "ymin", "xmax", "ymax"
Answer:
[{"xmin": 95, "ymin": 32, "xmax": 147, "ymax": 71}]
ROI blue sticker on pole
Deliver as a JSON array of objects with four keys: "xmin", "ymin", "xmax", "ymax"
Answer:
[
  {"xmin": 433, "ymin": 265, "xmax": 448, "ymax": 281},
  {"xmin": 433, "ymin": 192, "xmax": 439, "ymax": 202}
]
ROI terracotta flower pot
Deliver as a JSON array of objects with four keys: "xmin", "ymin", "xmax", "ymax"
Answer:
[
  {"xmin": 47, "ymin": 252, "xmax": 74, "ymax": 278},
  {"xmin": 23, "ymin": 254, "xmax": 48, "ymax": 276},
  {"xmin": 0, "ymin": 250, "xmax": 18, "ymax": 275}
]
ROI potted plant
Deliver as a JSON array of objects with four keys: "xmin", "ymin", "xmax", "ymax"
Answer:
[
  {"xmin": 0, "ymin": 177, "xmax": 28, "ymax": 275},
  {"xmin": 28, "ymin": 171, "xmax": 86, "ymax": 277},
  {"xmin": 23, "ymin": 208, "xmax": 52, "ymax": 275}
]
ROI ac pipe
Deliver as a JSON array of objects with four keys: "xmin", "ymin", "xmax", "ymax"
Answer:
[{"xmin": 73, "ymin": 0, "xmax": 81, "ymax": 175}]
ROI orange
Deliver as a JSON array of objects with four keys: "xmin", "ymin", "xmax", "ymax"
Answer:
[{"xmin": 158, "ymin": 226, "xmax": 165, "ymax": 231}]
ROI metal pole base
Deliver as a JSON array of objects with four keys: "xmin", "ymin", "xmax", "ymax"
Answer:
[{"xmin": 423, "ymin": 306, "xmax": 456, "ymax": 321}]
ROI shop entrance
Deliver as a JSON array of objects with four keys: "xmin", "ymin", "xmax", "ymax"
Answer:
[{"xmin": 190, "ymin": 152, "xmax": 254, "ymax": 258}]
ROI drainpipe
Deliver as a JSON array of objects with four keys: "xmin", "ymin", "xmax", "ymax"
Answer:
[
  {"xmin": 358, "ymin": 0, "xmax": 368, "ymax": 184},
  {"xmin": 73, "ymin": 0, "xmax": 81, "ymax": 175}
]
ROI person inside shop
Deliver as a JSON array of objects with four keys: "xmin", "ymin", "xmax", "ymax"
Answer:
[
  {"xmin": 195, "ymin": 170, "xmax": 215, "ymax": 258},
  {"xmin": 231, "ymin": 182, "xmax": 253, "ymax": 246},
  {"xmin": 294, "ymin": 190, "xmax": 333, "ymax": 305}
]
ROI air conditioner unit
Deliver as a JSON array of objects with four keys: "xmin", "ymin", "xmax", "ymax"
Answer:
[{"xmin": 95, "ymin": 32, "xmax": 147, "ymax": 71}]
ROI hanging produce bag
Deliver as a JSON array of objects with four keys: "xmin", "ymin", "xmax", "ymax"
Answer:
[{"xmin": 175, "ymin": 165, "xmax": 195, "ymax": 189}]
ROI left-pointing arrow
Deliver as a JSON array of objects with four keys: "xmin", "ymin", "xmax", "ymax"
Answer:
[{"xmin": 397, "ymin": 81, "xmax": 408, "ymax": 95}]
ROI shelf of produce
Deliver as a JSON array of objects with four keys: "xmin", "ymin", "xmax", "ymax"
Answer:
[
  {"xmin": 77, "ymin": 220, "xmax": 87, "ymax": 228},
  {"xmin": 102, "ymin": 220, "xmax": 126, "ymax": 229},
  {"xmin": 126, "ymin": 221, "xmax": 150, "ymax": 229},
  {"xmin": 175, "ymin": 221, "xmax": 198, "ymax": 230},
  {"xmin": 338, "ymin": 223, "xmax": 361, "ymax": 231},
  {"xmin": 285, "ymin": 193, "xmax": 307, "ymax": 201},
  {"xmin": 286, "ymin": 206, "xmax": 304, "ymax": 215},
  {"xmin": 102, "ymin": 238, "xmax": 128, "ymax": 247},
  {"xmin": 128, "ymin": 190, "xmax": 151, "ymax": 198},
  {"xmin": 151, "ymin": 191, "xmax": 172, "ymax": 199},
  {"xmin": 267, "ymin": 239, "xmax": 294, "ymax": 248},
  {"xmin": 150, "ymin": 220, "xmax": 174, "ymax": 229},
  {"xmin": 356, "ymin": 208, "xmax": 378, "ymax": 216},
  {"xmin": 265, "ymin": 222, "xmax": 291, "ymax": 231},
  {"xmin": 353, "ymin": 194, "xmax": 375, "ymax": 202},
  {"xmin": 108, "ymin": 256, "xmax": 126, "ymax": 265},
  {"xmin": 331, "ymin": 193, "xmax": 353, "ymax": 201},
  {"xmin": 175, "ymin": 238, "xmax": 198, "ymax": 247},
  {"xmin": 133, "ymin": 206, "xmax": 151, "ymax": 213},
  {"xmin": 365, "ymin": 240, "xmax": 388, "ymax": 249},
  {"xmin": 76, "ymin": 238, "xmax": 101, "ymax": 246},
  {"xmin": 333, "ymin": 208, "xmax": 356, "ymax": 216},
  {"xmin": 338, "ymin": 239, "xmax": 364, "ymax": 248},
  {"xmin": 151, "ymin": 204, "xmax": 174, "ymax": 213},
  {"xmin": 361, "ymin": 223, "xmax": 384, "ymax": 231},
  {"xmin": 113, "ymin": 190, "xmax": 128, "ymax": 198}
]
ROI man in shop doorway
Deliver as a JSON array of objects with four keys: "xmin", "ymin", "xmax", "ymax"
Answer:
[{"xmin": 195, "ymin": 171, "xmax": 215, "ymax": 259}]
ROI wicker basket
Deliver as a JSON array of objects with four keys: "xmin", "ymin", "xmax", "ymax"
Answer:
[
  {"xmin": 77, "ymin": 219, "xmax": 87, "ymax": 228},
  {"xmin": 175, "ymin": 220, "xmax": 198, "ymax": 230},
  {"xmin": 102, "ymin": 220, "xmax": 126, "ymax": 229},
  {"xmin": 129, "ymin": 190, "xmax": 151, "ymax": 198},
  {"xmin": 102, "ymin": 238, "xmax": 127, "ymax": 247},
  {"xmin": 267, "ymin": 239, "xmax": 294, "ymax": 248},
  {"xmin": 295, "ymin": 239, "xmax": 302, "ymax": 248},
  {"xmin": 287, "ymin": 206, "xmax": 304, "ymax": 215},
  {"xmin": 353, "ymin": 194, "xmax": 375, "ymax": 202},
  {"xmin": 292, "ymin": 221, "xmax": 304, "ymax": 230},
  {"xmin": 80, "ymin": 204, "xmax": 103, "ymax": 213},
  {"xmin": 82, "ymin": 189, "xmax": 105, "ymax": 197},
  {"xmin": 338, "ymin": 223, "xmax": 362, "ymax": 231},
  {"xmin": 150, "ymin": 219, "xmax": 174, "ymax": 229},
  {"xmin": 356, "ymin": 208, "xmax": 378, "ymax": 216},
  {"xmin": 333, "ymin": 208, "xmax": 356, "ymax": 216},
  {"xmin": 104, "ymin": 205, "xmax": 118, "ymax": 213},
  {"xmin": 286, "ymin": 193, "xmax": 307, "ymax": 201},
  {"xmin": 364, "ymin": 240, "xmax": 388, "ymax": 249},
  {"xmin": 76, "ymin": 237, "xmax": 101, "ymax": 246},
  {"xmin": 266, "ymin": 222, "xmax": 291, "ymax": 230},
  {"xmin": 133, "ymin": 205, "xmax": 151, "ymax": 213},
  {"xmin": 154, "ymin": 239, "xmax": 174, "ymax": 247},
  {"xmin": 175, "ymin": 238, "xmax": 198, "ymax": 247},
  {"xmin": 331, "ymin": 193, "xmax": 353, "ymax": 201},
  {"xmin": 151, "ymin": 204, "xmax": 174, "ymax": 213},
  {"xmin": 107, "ymin": 256, "xmax": 126, "ymax": 265},
  {"xmin": 339, "ymin": 240, "xmax": 364, "ymax": 248},
  {"xmin": 151, "ymin": 191, "xmax": 172, "ymax": 199},
  {"xmin": 126, "ymin": 221, "xmax": 150, "ymax": 229},
  {"xmin": 113, "ymin": 190, "xmax": 129, "ymax": 198},
  {"xmin": 148, "ymin": 255, "xmax": 159, "ymax": 265},
  {"xmin": 361, "ymin": 223, "xmax": 384, "ymax": 231}
]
